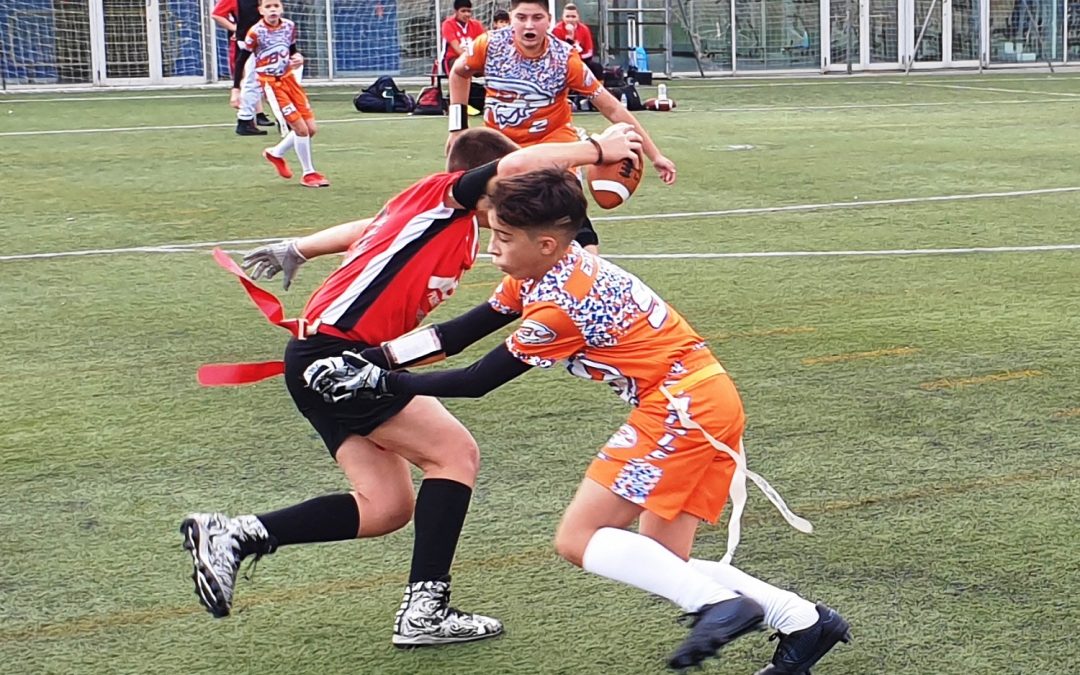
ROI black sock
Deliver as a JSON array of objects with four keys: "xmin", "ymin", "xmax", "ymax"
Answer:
[
  {"xmin": 256, "ymin": 493, "xmax": 360, "ymax": 548},
  {"xmin": 409, "ymin": 478, "xmax": 472, "ymax": 583}
]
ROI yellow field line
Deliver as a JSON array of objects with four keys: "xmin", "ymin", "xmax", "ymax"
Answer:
[
  {"xmin": 3, "ymin": 464, "xmax": 1076, "ymax": 645},
  {"xmin": 1052, "ymin": 406, "xmax": 1080, "ymax": 418},
  {"xmin": 802, "ymin": 346, "xmax": 918, "ymax": 366},
  {"xmin": 920, "ymin": 369, "xmax": 1045, "ymax": 390}
]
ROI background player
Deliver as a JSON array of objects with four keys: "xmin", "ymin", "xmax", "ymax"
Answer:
[
  {"xmin": 213, "ymin": 0, "xmax": 273, "ymax": 135},
  {"xmin": 445, "ymin": 0, "xmax": 676, "ymax": 249},
  {"xmin": 440, "ymin": 0, "xmax": 485, "ymax": 77},
  {"xmin": 233, "ymin": 0, "xmax": 327, "ymax": 187}
]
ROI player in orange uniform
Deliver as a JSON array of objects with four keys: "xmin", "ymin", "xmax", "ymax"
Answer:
[
  {"xmin": 304, "ymin": 169, "xmax": 852, "ymax": 673},
  {"xmin": 233, "ymin": 0, "xmax": 328, "ymax": 187},
  {"xmin": 445, "ymin": 0, "xmax": 675, "ymax": 250}
]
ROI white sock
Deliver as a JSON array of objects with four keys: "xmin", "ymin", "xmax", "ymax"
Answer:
[
  {"xmin": 689, "ymin": 558, "xmax": 818, "ymax": 634},
  {"xmin": 582, "ymin": 527, "xmax": 737, "ymax": 612},
  {"xmin": 294, "ymin": 135, "xmax": 315, "ymax": 174},
  {"xmin": 269, "ymin": 130, "xmax": 296, "ymax": 158}
]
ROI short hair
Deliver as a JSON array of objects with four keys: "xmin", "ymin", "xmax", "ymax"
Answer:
[
  {"xmin": 493, "ymin": 10, "xmax": 510, "ymax": 22},
  {"xmin": 447, "ymin": 128, "xmax": 519, "ymax": 172},
  {"xmin": 489, "ymin": 168, "xmax": 586, "ymax": 239},
  {"xmin": 453, "ymin": 0, "xmax": 472, "ymax": 10},
  {"xmin": 509, "ymin": 0, "xmax": 550, "ymax": 11},
  {"xmin": 563, "ymin": 3, "xmax": 579, "ymax": 12}
]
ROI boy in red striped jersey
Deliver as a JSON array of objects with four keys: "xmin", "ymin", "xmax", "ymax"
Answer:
[{"xmin": 181, "ymin": 124, "xmax": 642, "ymax": 647}]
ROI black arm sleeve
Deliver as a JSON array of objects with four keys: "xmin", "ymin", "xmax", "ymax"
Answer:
[
  {"xmin": 359, "ymin": 302, "xmax": 519, "ymax": 368},
  {"xmin": 232, "ymin": 49, "xmax": 251, "ymax": 89},
  {"xmin": 575, "ymin": 215, "xmax": 599, "ymax": 247},
  {"xmin": 385, "ymin": 344, "xmax": 532, "ymax": 398},
  {"xmin": 289, "ymin": 43, "xmax": 298, "ymax": 55},
  {"xmin": 451, "ymin": 160, "xmax": 500, "ymax": 210}
]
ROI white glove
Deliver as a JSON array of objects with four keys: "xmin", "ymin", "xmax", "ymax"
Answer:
[
  {"xmin": 241, "ymin": 239, "xmax": 307, "ymax": 290},
  {"xmin": 303, "ymin": 351, "xmax": 391, "ymax": 403}
]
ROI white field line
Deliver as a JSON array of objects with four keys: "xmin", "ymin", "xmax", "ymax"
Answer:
[
  {"xmin": 709, "ymin": 97, "xmax": 1077, "ymax": 113},
  {"xmin": 896, "ymin": 81, "xmax": 1080, "ymax": 98},
  {"xmin": 601, "ymin": 244, "xmax": 1080, "ymax": 259},
  {"xmin": 3, "ymin": 186, "xmax": 1080, "ymax": 263},
  {"xmin": 0, "ymin": 115, "xmax": 427, "ymax": 138},
  {"xmin": 673, "ymin": 75, "xmax": 1080, "ymax": 90},
  {"xmin": 7, "ymin": 75, "xmax": 1079, "ymax": 101},
  {"xmin": 595, "ymin": 186, "xmax": 1080, "ymax": 222},
  {"xmin": 2, "ymin": 242, "xmax": 1075, "ymax": 264},
  {"xmin": 4, "ymin": 97, "xmax": 1077, "ymax": 138}
]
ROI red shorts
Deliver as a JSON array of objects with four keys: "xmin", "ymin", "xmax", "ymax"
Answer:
[
  {"xmin": 586, "ymin": 360, "xmax": 745, "ymax": 523},
  {"xmin": 260, "ymin": 72, "xmax": 312, "ymax": 124}
]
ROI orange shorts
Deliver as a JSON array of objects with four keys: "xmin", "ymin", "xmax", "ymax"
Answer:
[
  {"xmin": 586, "ymin": 364, "xmax": 745, "ymax": 523},
  {"xmin": 260, "ymin": 72, "xmax": 312, "ymax": 125}
]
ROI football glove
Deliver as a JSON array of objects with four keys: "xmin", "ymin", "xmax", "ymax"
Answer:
[
  {"xmin": 241, "ymin": 239, "xmax": 307, "ymax": 291},
  {"xmin": 303, "ymin": 351, "xmax": 391, "ymax": 403}
]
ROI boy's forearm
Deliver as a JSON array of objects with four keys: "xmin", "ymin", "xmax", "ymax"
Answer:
[
  {"xmin": 295, "ymin": 218, "xmax": 373, "ymax": 258},
  {"xmin": 497, "ymin": 140, "xmax": 599, "ymax": 176}
]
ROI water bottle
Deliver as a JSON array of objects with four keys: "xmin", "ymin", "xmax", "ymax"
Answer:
[
  {"xmin": 633, "ymin": 46, "xmax": 649, "ymax": 72},
  {"xmin": 657, "ymin": 83, "xmax": 668, "ymax": 101}
]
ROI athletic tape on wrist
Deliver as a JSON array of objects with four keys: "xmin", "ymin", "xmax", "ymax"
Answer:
[
  {"xmin": 381, "ymin": 325, "xmax": 446, "ymax": 369},
  {"xmin": 448, "ymin": 104, "xmax": 468, "ymax": 132}
]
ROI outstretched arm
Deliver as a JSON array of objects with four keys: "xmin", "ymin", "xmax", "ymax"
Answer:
[
  {"xmin": 240, "ymin": 217, "xmax": 373, "ymax": 290},
  {"xmin": 591, "ymin": 89, "xmax": 677, "ymax": 184}
]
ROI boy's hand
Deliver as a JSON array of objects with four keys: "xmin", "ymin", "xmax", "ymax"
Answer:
[{"xmin": 229, "ymin": 87, "xmax": 241, "ymax": 109}]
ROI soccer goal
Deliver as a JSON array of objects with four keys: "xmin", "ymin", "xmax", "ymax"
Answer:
[{"xmin": 0, "ymin": 0, "xmax": 559, "ymax": 90}]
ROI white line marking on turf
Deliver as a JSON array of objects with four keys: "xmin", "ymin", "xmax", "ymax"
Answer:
[
  {"xmin": 710, "ymin": 98, "xmax": 1078, "ymax": 113},
  {"xmin": 674, "ymin": 75, "xmax": 1080, "ymax": 90},
  {"xmin": 896, "ymin": 81, "xmax": 1080, "ymax": 97},
  {"xmin": 5, "ymin": 243, "xmax": 1075, "ymax": 263},
  {"xmin": 4, "ymin": 185, "xmax": 1080, "ymax": 262},
  {"xmin": 594, "ymin": 186, "xmax": 1080, "ymax": 222},
  {"xmin": 6, "ymin": 97, "xmax": 1079, "ymax": 137},
  {"xmin": 601, "ymin": 244, "xmax": 1080, "ymax": 259},
  {"xmin": 0, "ymin": 115, "xmax": 427, "ymax": 137}
]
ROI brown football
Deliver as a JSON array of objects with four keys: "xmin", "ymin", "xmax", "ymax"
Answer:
[
  {"xmin": 587, "ymin": 150, "xmax": 644, "ymax": 209},
  {"xmin": 644, "ymin": 97, "xmax": 676, "ymax": 111}
]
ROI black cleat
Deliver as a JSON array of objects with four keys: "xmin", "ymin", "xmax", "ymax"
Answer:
[
  {"xmin": 668, "ymin": 596, "xmax": 765, "ymax": 670},
  {"xmin": 754, "ymin": 604, "xmax": 852, "ymax": 674},
  {"xmin": 235, "ymin": 120, "xmax": 267, "ymax": 136},
  {"xmin": 255, "ymin": 112, "xmax": 275, "ymax": 126}
]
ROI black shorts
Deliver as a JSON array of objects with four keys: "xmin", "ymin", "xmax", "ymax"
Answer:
[{"xmin": 284, "ymin": 335, "xmax": 414, "ymax": 458}]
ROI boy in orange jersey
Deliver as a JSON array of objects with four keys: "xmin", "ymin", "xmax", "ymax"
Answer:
[
  {"xmin": 233, "ymin": 0, "xmax": 328, "ymax": 187},
  {"xmin": 445, "ymin": 0, "xmax": 676, "ymax": 250},
  {"xmin": 305, "ymin": 169, "xmax": 852, "ymax": 673}
]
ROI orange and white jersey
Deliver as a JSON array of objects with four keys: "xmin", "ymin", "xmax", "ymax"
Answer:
[
  {"xmin": 460, "ymin": 28, "xmax": 603, "ymax": 146},
  {"xmin": 241, "ymin": 18, "xmax": 296, "ymax": 79},
  {"xmin": 489, "ymin": 243, "xmax": 716, "ymax": 406}
]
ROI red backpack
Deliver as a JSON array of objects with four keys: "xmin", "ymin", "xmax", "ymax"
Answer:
[{"xmin": 413, "ymin": 86, "xmax": 447, "ymax": 116}]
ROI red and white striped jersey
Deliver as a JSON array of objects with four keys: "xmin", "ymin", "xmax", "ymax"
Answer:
[{"xmin": 301, "ymin": 173, "xmax": 478, "ymax": 345}]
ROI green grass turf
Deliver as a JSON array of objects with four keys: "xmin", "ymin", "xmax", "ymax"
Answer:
[{"xmin": 1, "ymin": 74, "xmax": 1077, "ymax": 674}]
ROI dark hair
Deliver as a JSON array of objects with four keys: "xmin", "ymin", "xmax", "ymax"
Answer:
[
  {"xmin": 509, "ymin": 0, "xmax": 549, "ymax": 11},
  {"xmin": 453, "ymin": 0, "xmax": 472, "ymax": 10},
  {"xmin": 493, "ymin": 10, "xmax": 510, "ymax": 22},
  {"xmin": 447, "ymin": 128, "xmax": 519, "ymax": 172},
  {"xmin": 563, "ymin": 3, "xmax": 579, "ymax": 11},
  {"xmin": 489, "ymin": 168, "xmax": 586, "ymax": 239}
]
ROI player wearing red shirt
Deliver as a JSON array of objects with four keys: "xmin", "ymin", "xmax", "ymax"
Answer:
[
  {"xmin": 181, "ymin": 127, "xmax": 643, "ymax": 647},
  {"xmin": 305, "ymin": 169, "xmax": 852, "ymax": 673},
  {"xmin": 440, "ymin": 0, "xmax": 485, "ymax": 76}
]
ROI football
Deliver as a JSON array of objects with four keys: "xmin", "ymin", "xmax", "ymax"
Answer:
[
  {"xmin": 644, "ymin": 97, "xmax": 676, "ymax": 111},
  {"xmin": 587, "ymin": 150, "xmax": 644, "ymax": 209}
]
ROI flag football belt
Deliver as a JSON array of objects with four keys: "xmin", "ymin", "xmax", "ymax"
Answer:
[
  {"xmin": 195, "ymin": 247, "xmax": 350, "ymax": 387},
  {"xmin": 655, "ymin": 362, "xmax": 814, "ymax": 564}
]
